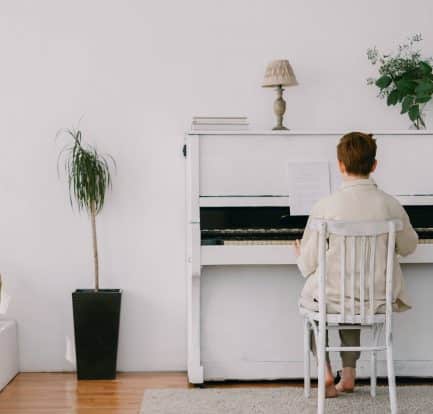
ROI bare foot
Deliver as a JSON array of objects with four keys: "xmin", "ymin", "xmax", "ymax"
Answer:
[
  {"xmin": 335, "ymin": 367, "xmax": 355, "ymax": 393},
  {"xmin": 326, "ymin": 377, "xmax": 338, "ymax": 398},
  {"xmin": 325, "ymin": 362, "xmax": 338, "ymax": 398}
]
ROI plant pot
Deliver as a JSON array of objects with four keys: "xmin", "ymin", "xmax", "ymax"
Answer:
[{"xmin": 72, "ymin": 289, "xmax": 122, "ymax": 380}]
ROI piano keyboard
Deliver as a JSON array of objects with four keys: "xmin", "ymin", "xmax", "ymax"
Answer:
[
  {"xmin": 199, "ymin": 212, "xmax": 433, "ymax": 266},
  {"xmin": 202, "ymin": 225, "xmax": 433, "ymax": 246},
  {"xmin": 223, "ymin": 240, "xmax": 295, "ymax": 245},
  {"xmin": 209, "ymin": 238, "xmax": 433, "ymax": 246}
]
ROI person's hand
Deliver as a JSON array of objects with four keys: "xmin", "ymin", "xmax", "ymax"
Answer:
[{"xmin": 294, "ymin": 239, "xmax": 301, "ymax": 257}]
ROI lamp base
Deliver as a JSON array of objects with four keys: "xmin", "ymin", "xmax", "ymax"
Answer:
[{"xmin": 272, "ymin": 85, "xmax": 289, "ymax": 131}]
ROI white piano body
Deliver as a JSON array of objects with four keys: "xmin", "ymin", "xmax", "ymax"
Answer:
[{"xmin": 185, "ymin": 130, "xmax": 433, "ymax": 384}]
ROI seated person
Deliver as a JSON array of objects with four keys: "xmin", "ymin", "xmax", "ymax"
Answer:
[{"xmin": 294, "ymin": 131, "xmax": 418, "ymax": 397}]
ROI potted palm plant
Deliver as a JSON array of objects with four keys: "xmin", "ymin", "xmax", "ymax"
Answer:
[{"xmin": 59, "ymin": 129, "xmax": 121, "ymax": 380}]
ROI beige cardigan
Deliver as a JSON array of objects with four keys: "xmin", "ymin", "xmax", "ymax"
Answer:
[{"xmin": 297, "ymin": 178, "xmax": 418, "ymax": 314}]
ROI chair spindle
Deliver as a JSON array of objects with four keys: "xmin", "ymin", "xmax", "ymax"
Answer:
[
  {"xmin": 340, "ymin": 237, "xmax": 346, "ymax": 322},
  {"xmin": 350, "ymin": 236, "xmax": 356, "ymax": 321}
]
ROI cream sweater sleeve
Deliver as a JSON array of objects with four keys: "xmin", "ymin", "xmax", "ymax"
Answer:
[
  {"xmin": 396, "ymin": 206, "xmax": 418, "ymax": 257},
  {"xmin": 296, "ymin": 204, "xmax": 322, "ymax": 278}
]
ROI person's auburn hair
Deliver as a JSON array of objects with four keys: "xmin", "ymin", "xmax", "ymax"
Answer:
[{"xmin": 337, "ymin": 132, "xmax": 377, "ymax": 176}]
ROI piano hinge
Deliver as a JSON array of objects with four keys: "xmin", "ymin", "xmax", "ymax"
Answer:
[{"xmin": 182, "ymin": 144, "xmax": 187, "ymax": 158}]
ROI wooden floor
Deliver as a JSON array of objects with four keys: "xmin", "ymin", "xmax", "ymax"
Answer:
[
  {"xmin": 2, "ymin": 373, "xmax": 431, "ymax": 414},
  {"xmin": 0, "ymin": 372, "xmax": 302, "ymax": 414},
  {"xmin": 0, "ymin": 373, "xmax": 186, "ymax": 414}
]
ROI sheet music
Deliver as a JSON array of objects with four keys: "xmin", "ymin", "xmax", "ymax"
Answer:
[{"xmin": 288, "ymin": 161, "xmax": 331, "ymax": 215}]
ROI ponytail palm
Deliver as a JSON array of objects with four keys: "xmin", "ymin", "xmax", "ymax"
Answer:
[{"xmin": 59, "ymin": 129, "xmax": 115, "ymax": 290}]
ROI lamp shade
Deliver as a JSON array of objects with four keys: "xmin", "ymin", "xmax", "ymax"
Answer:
[{"xmin": 262, "ymin": 59, "xmax": 298, "ymax": 87}]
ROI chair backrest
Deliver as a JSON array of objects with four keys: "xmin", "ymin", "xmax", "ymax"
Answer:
[{"xmin": 308, "ymin": 219, "xmax": 403, "ymax": 325}]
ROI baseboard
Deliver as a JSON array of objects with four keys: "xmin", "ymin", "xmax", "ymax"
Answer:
[{"xmin": 203, "ymin": 360, "xmax": 433, "ymax": 381}]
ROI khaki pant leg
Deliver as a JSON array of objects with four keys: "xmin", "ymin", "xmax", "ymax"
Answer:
[
  {"xmin": 339, "ymin": 328, "xmax": 361, "ymax": 368},
  {"xmin": 310, "ymin": 323, "xmax": 330, "ymax": 363}
]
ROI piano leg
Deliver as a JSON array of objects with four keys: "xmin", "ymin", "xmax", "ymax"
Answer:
[
  {"xmin": 186, "ymin": 133, "xmax": 203, "ymax": 383},
  {"xmin": 187, "ymin": 266, "xmax": 204, "ymax": 384}
]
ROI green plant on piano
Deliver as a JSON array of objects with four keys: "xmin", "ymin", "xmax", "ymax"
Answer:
[{"xmin": 367, "ymin": 34, "xmax": 433, "ymax": 129}]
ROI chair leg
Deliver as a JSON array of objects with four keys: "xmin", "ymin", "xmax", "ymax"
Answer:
[
  {"xmin": 370, "ymin": 351, "xmax": 377, "ymax": 398},
  {"xmin": 370, "ymin": 325, "xmax": 379, "ymax": 398},
  {"xmin": 386, "ymin": 336, "xmax": 398, "ymax": 413},
  {"xmin": 317, "ymin": 324, "xmax": 326, "ymax": 414},
  {"xmin": 304, "ymin": 318, "xmax": 311, "ymax": 398},
  {"xmin": 370, "ymin": 351, "xmax": 376, "ymax": 398}
]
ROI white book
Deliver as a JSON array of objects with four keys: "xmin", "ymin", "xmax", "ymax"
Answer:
[
  {"xmin": 192, "ymin": 116, "xmax": 248, "ymax": 125},
  {"xmin": 191, "ymin": 123, "xmax": 249, "ymax": 131},
  {"xmin": 192, "ymin": 120, "xmax": 249, "ymax": 125}
]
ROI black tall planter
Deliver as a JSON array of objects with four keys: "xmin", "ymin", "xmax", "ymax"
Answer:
[{"xmin": 72, "ymin": 289, "xmax": 122, "ymax": 380}]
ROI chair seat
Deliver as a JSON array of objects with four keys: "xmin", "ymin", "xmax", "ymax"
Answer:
[{"xmin": 299, "ymin": 307, "xmax": 386, "ymax": 325}]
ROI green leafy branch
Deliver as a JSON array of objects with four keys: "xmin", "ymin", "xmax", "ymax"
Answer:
[{"xmin": 367, "ymin": 34, "xmax": 433, "ymax": 129}]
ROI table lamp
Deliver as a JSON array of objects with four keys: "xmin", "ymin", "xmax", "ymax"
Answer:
[{"xmin": 262, "ymin": 59, "xmax": 298, "ymax": 130}]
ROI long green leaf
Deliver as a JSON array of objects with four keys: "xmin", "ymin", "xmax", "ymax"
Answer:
[
  {"xmin": 409, "ymin": 105, "xmax": 420, "ymax": 122},
  {"xmin": 387, "ymin": 89, "xmax": 399, "ymax": 106},
  {"xmin": 401, "ymin": 95, "xmax": 414, "ymax": 114},
  {"xmin": 58, "ymin": 129, "xmax": 115, "ymax": 215}
]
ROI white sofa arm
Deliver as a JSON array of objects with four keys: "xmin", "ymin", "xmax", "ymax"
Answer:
[{"xmin": 0, "ymin": 320, "xmax": 19, "ymax": 390}]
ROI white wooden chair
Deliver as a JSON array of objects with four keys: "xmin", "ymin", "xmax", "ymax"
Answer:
[{"xmin": 300, "ymin": 218, "xmax": 403, "ymax": 414}]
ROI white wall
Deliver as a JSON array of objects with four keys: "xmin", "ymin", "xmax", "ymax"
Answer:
[{"xmin": 0, "ymin": 0, "xmax": 432, "ymax": 371}]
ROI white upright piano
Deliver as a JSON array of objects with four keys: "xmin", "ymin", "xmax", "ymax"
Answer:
[{"xmin": 185, "ymin": 130, "xmax": 433, "ymax": 384}]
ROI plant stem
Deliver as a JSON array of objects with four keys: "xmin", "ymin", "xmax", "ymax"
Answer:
[{"xmin": 90, "ymin": 202, "xmax": 99, "ymax": 291}]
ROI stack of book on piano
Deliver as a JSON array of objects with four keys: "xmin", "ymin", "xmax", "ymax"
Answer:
[{"xmin": 191, "ymin": 116, "xmax": 249, "ymax": 131}]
